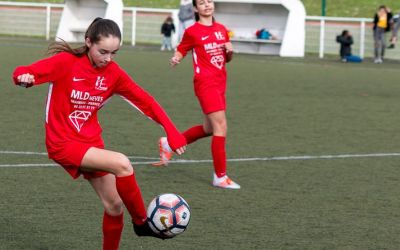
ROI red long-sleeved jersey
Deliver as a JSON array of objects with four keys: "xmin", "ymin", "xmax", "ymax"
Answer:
[
  {"xmin": 13, "ymin": 52, "xmax": 185, "ymax": 152},
  {"xmin": 177, "ymin": 21, "xmax": 230, "ymax": 94}
]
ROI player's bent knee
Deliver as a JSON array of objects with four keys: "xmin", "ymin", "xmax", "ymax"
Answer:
[
  {"xmin": 114, "ymin": 153, "xmax": 133, "ymax": 176},
  {"xmin": 214, "ymin": 121, "xmax": 227, "ymax": 134}
]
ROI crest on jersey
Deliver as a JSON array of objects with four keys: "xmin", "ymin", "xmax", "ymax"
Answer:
[
  {"xmin": 69, "ymin": 110, "xmax": 91, "ymax": 132},
  {"xmin": 95, "ymin": 76, "xmax": 107, "ymax": 91},
  {"xmin": 214, "ymin": 31, "xmax": 225, "ymax": 40}
]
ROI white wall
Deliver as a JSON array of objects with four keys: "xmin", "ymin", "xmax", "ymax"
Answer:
[
  {"xmin": 56, "ymin": 0, "xmax": 123, "ymax": 42},
  {"xmin": 214, "ymin": 0, "xmax": 305, "ymax": 57}
]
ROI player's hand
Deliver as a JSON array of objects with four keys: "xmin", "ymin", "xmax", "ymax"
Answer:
[
  {"xmin": 167, "ymin": 134, "xmax": 187, "ymax": 155},
  {"xmin": 175, "ymin": 146, "xmax": 186, "ymax": 155},
  {"xmin": 170, "ymin": 56, "xmax": 181, "ymax": 67},
  {"xmin": 224, "ymin": 42, "xmax": 233, "ymax": 53},
  {"xmin": 16, "ymin": 73, "xmax": 35, "ymax": 88},
  {"xmin": 223, "ymin": 42, "xmax": 234, "ymax": 62}
]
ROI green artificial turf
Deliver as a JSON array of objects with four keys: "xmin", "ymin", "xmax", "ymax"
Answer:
[{"xmin": 1, "ymin": 38, "xmax": 400, "ymax": 249}]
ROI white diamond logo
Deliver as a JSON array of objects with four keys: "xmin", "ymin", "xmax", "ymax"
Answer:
[
  {"xmin": 69, "ymin": 110, "xmax": 92, "ymax": 132},
  {"xmin": 210, "ymin": 55, "xmax": 224, "ymax": 69}
]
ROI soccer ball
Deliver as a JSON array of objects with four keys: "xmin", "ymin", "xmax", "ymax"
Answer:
[{"xmin": 147, "ymin": 193, "xmax": 191, "ymax": 238}]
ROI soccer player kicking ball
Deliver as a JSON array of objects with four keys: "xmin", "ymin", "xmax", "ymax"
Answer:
[
  {"xmin": 13, "ymin": 18, "xmax": 186, "ymax": 249},
  {"xmin": 154, "ymin": 0, "xmax": 240, "ymax": 190}
]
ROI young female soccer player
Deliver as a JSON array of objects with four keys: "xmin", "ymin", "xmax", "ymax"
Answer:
[
  {"xmin": 155, "ymin": 0, "xmax": 240, "ymax": 189},
  {"xmin": 13, "ymin": 18, "xmax": 186, "ymax": 249}
]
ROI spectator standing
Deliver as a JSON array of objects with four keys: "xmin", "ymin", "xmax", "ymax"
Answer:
[
  {"xmin": 373, "ymin": 5, "xmax": 392, "ymax": 63},
  {"xmin": 178, "ymin": 0, "xmax": 195, "ymax": 42},
  {"xmin": 388, "ymin": 13, "xmax": 400, "ymax": 49},
  {"xmin": 161, "ymin": 16, "xmax": 175, "ymax": 51}
]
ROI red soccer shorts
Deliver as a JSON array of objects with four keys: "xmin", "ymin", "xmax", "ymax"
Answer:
[
  {"xmin": 196, "ymin": 88, "xmax": 226, "ymax": 114},
  {"xmin": 47, "ymin": 139, "xmax": 109, "ymax": 180},
  {"xmin": 194, "ymin": 77, "xmax": 227, "ymax": 114}
]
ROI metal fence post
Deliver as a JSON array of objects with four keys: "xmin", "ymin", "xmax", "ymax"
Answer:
[
  {"xmin": 319, "ymin": 18, "xmax": 325, "ymax": 58},
  {"xmin": 131, "ymin": 8, "xmax": 136, "ymax": 46},
  {"xmin": 46, "ymin": 4, "xmax": 51, "ymax": 40},
  {"xmin": 360, "ymin": 20, "xmax": 365, "ymax": 59}
]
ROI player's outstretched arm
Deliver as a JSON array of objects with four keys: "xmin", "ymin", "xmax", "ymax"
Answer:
[
  {"xmin": 12, "ymin": 53, "xmax": 71, "ymax": 87},
  {"xmin": 115, "ymin": 72, "xmax": 187, "ymax": 154},
  {"xmin": 147, "ymin": 100, "xmax": 187, "ymax": 154}
]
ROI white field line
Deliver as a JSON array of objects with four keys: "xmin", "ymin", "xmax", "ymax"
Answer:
[
  {"xmin": 0, "ymin": 150, "xmax": 48, "ymax": 155},
  {"xmin": 1, "ymin": 151, "xmax": 400, "ymax": 168}
]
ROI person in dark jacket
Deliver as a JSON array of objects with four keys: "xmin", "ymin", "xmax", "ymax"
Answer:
[
  {"xmin": 161, "ymin": 16, "xmax": 175, "ymax": 51},
  {"xmin": 336, "ymin": 30, "xmax": 362, "ymax": 63},
  {"xmin": 336, "ymin": 30, "xmax": 353, "ymax": 61}
]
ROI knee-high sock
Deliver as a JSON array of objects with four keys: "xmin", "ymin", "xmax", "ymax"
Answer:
[
  {"xmin": 183, "ymin": 125, "xmax": 209, "ymax": 144},
  {"xmin": 103, "ymin": 212, "xmax": 123, "ymax": 250},
  {"xmin": 115, "ymin": 174, "xmax": 147, "ymax": 225},
  {"xmin": 212, "ymin": 136, "xmax": 227, "ymax": 178}
]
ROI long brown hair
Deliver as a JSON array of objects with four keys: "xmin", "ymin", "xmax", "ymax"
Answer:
[
  {"xmin": 48, "ymin": 18, "xmax": 121, "ymax": 56},
  {"xmin": 192, "ymin": 0, "xmax": 200, "ymax": 21}
]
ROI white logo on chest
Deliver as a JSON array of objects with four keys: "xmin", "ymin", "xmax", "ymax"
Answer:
[
  {"xmin": 73, "ymin": 77, "xmax": 85, "ymax": 82},
  {"xmin": 69, "ymin": 110, "xmax": 91, "ymax": 132},
  {"xmin": 95, "ymin": 76, "xmax": 107, "ymax": 91},
  {"xmin": 214, "ymin": 31, "xmax": 225, "ymax": 40},
  {"xmin": 210, "ymin": 55, "xmax": 224, "ymax": 69}
]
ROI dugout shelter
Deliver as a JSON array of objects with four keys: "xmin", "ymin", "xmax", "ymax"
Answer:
[
  {"xmin": 214, "ymin": 0, "xmax": 305, "ymax": 57},
  {"xmin": 56, "ymin": 0, "xmax": 123, "ymax": 43}
]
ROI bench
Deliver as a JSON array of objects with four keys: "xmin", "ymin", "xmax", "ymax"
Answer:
[
  {"xmin": 230, "ymin": 37, "xmax": 283, "ymax": 55},
  {"xmin": 230, "ymin": 38, "xmax": 282, "ymax": 44}
]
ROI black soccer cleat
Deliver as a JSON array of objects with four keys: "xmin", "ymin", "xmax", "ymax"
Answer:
[{"xmin": 133, "ymin": 220, "xmax": 166, "ymax": 240}]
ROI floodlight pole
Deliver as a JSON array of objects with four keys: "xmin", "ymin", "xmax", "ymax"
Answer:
[{"xmin": 321, "ymin": 0, "xmax": 326, "ymax": 16}]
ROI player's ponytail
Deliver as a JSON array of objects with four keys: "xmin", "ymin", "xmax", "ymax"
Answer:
[
  {"xmin": 48, "ymin": 18, "xmax": 121, "ymax": 57},
  {"xmin": 192, "ymin": 0, "xmax": 200, "ymax": 21}
]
